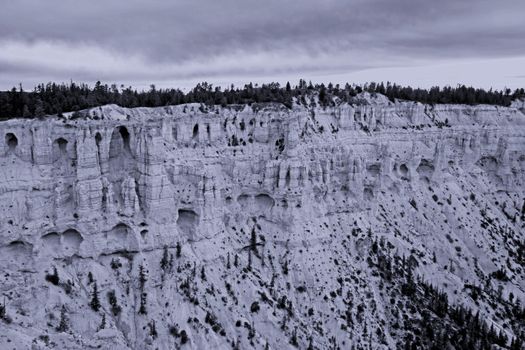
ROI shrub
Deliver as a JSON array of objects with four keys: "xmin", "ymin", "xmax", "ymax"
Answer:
[
  {"xmin": 180, "ymin": 330, "xmax": 189, "ymax": 344},
  {"xmin": 107, "ymin": 290, "xmax": 122, "ymax": 316},
  {"xmin": 45, "ymin": 266, "xmax": 59, "ymax": 285},
  {"xmin": 250, "ymin": 301, "xmax": 260, "ymax": 313}
]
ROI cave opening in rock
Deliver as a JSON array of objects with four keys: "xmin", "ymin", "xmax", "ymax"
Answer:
[
  {"xmin": 8, "ymin": 240, "xmax": 32, "ymax": 250},
  {"xmin": 42, "ymin": 232, "xmax": 60, "ymax": 251},
  {"xmin": 399, "ymin": 164, "xmax": 409, "ymax": 176},
  {"xmin": 119, "ymin": 126, "xmax": 130, "ymax": 151},
  {"xmin": 105, "ymin": 223, "xmax": 133, "ymax": 253},
  {"xmin": 177, "ymin": 209, "xmax": 199, "ymax": 235},
  {"xmin": 417, "ymin": 159, "xmax": 435, "ymax": 176},
  {"xmin": 62, "ymin": 229, "xmax": 83, "ymax": 253},
  {"xmin": 54, "ymin": 137, "xmax": 68, "ymax": 153},
  {"xmin": 94, "ymin": 132, "xmax": 103, "ymax": 168},
  {"xmin": 5, "ymin": 133, "xmax": 18, "ymax": 150},
  {"xmin": 255, "ymin": 193, "xmax": 275, "ymax": 211},
  {"xmin": 5, "ymin": 240, "xmax": 33, "ymax": 260},
  {"xmin": 109, "ymin": 126, "xmax": 132, "ymax": 169},
  {"xmin": 192, "ymin": 124, "xmax": 199, "ymax": 139},
  {"xmin": 364, "ymin": 187, "xmax": 374, "ymax": 200},
  {"xmin": 367, "ymin": 163, "xmax": 381, "ymax": 177},
  {"xmin": 95, "ymin": 132, "xmax": 102, "ymax": 147},
  {"xmin": 237, "ymin": 194, "xmax": 249, "ymax": 205}
]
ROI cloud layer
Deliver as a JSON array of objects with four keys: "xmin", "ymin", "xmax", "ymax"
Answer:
[{"xmin": 1, "ymin": 0, "xmax": 524, "ymax": 89}]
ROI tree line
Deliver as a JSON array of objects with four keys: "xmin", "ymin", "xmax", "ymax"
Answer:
[{"xmin": 1, "ymin": 80, "xmax": 524, "ymax": 120}]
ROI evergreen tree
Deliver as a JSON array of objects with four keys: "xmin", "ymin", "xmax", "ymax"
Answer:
[
  {"xmin": 250, "ymin": 227, "xmax": 258, "ymax": 257},
  {"xmin": 148, "ymin": 320, "xmax": 158, "ymax": 338},
  {"xmin": 56, "ymin": 305, "xmax": 69, "ymax": 332},
  {"xmin": 139, "ymin": 292, "xmax": 147, "ymax": 315},
  {"xmin": 98, "ymin": 313, "xmax": 106, "ymax": 330},
  {"xmin": 107, "ymin": 290, "xmax": 121, "ymax": 316},
  {"xmin": 201, "ymin": 266, "xmax": 207, "ymax": 281},
  {"xmin": 176, "ymin": 242, "xmax": 182, "ymax": 258},
  {"xmin": 160, "ymin": 245, "xmax": 171, "ymax": 271},
  {"xmin": 1, "ymin": 80, "xmax": 523, "ymax": 121},
  {"xmin": 139, "ymin": 264, "xmax": 147, "ymax": 289},
  {"xmin": 180, "ymin": 329, "xmax": 189, "ymax": 344},
  {"xmin": 0, "ymin": 298, "xmax": 5, "ymax": 320},
  {"xmin": 282, "ymin": 260, "xmax": 289, "ymax": 275},
  {"xmin": 45, "ymin": 266, "xmax": 60, "ymax": 285},
  {"xmin": 290, "ymin": 328, "xmax": 298, "ymax": 346},
  {"xmin": 90, "ymin": 281, "xmax": 101, "ymax": 311}
]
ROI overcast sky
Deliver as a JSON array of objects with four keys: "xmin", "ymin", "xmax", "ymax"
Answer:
[{"xmin": 1, "ymin": 0, "xmax": 524, "ymax": 90}]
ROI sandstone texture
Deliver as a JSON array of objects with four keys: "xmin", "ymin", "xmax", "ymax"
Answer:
[{"xmin": 1, "ymin": 93, "xmax": 525, "ymax": 349}]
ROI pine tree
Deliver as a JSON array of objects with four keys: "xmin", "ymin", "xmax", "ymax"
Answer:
[
  {"xmin": 0, "ymin": 80, "xmax": 521, "ymax": 121},
  {"xmin": 148, "ymin": 320, "xmax": 158, "ymax": 339},
  {"xmin": 319, "ymin": 84, "xmax": 328, "ymax": 107},
  {"xmin": 290, "ymin": 328, "xmax": 298, "ymax": 346},
  {"xmin": 107, "ymin": 290, "xmax": 121, "ymax": 316},
  {"xmin": 45, "ymin": 266, "xmax": 60, "ymax": 285},
  {"xmin": 282, "ymin": 260, "xmax": 289, "ymax": 275},
  {"xmin": 250, "ymin": 227, "xmax": 259, "ymax": 257},
  {"xmin": 139, "ymin": 264, "xmax": 147, "ymax": 290},
  {"xmin": 307, "ymin": 337, "xmax": 314, "ymax": 350},
  {"xmin": 98, "ymin": 313, "xmax": 106, "ymax": 330},
  {"xmin": 139, "ymin": 292, "xmax": 147, "ymax": 315},
  {"xmin": 180, "ymin": 329, "xmax": 189, "ymax": 344},
  {"xmin": 176, "ymin": 242, "xmax": 182, "ymax": 258},
  {"xmin": 160, "ymin": 245, "xmax": 170, "ymax": 271},
  {"xmin": 90, "ymin": 281, "xmax": 101, "ymax": 311},
  {"xmin": 0, "ymin": 298, "xmax": 5, "ymax": 320},
  {"xmin": 56, "ymin": 305, "xmax": 69, "ymax": 332}
]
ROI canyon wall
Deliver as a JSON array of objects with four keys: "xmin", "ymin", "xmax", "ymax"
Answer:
[{"xmin": 1, "ymin": 93, "xmax": 525, "ymax": 349}]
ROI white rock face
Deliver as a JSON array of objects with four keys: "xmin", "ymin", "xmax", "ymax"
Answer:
[{"xmin": 1, "ymin": 95, "xmax": 525, "ymax": 349}]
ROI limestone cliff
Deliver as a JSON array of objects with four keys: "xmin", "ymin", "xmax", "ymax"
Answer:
[{"xmin": 1, "ymin": 94, "xmax": 525, "ymax": 349}]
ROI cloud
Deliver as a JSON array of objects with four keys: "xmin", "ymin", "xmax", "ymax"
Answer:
[
  {"xmin": 0, "ymin": 39, "xmax": 412, "ymax": 86},
  {"xmin": 0, "ymin": 0, "xmax": 524, "ymax": 89}
]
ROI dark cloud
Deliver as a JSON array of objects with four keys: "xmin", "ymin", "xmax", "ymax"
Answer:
[{"xmin": 0, "ymin": 0, "xmax": 524, "ymax": 89}]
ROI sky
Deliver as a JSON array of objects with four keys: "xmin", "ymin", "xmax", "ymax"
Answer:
[{"xmin": 0, "ymin": 0, "xmax": 524, "ymax": 91}]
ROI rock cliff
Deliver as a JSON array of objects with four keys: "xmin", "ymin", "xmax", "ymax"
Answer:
[{"xmin": 1, "ymin": 93, "xmax": 525, "ymax": 349}]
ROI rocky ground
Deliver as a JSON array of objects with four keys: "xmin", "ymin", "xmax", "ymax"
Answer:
[{"xmin": 1, "ymin": 93, "xmax": 524, "ymax": 349}]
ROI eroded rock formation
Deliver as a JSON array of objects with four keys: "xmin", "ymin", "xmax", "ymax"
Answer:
[{"xmin": 1, "ymin": 94, "xmax": 525, "ymax": 349}]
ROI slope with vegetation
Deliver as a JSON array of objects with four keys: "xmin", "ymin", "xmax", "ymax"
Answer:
[
  {"xmin": 0, "ymin": 90, "xmax": 524, "ymax": 349},
  {"xmin": 1, "ymin": 80, "xmax": 524, "ymax": 120}
]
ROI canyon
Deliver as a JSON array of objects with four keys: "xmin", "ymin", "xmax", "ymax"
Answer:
[{"xmin": 1, "ymin": 92, "xmax": 525, "ymax": 349}]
